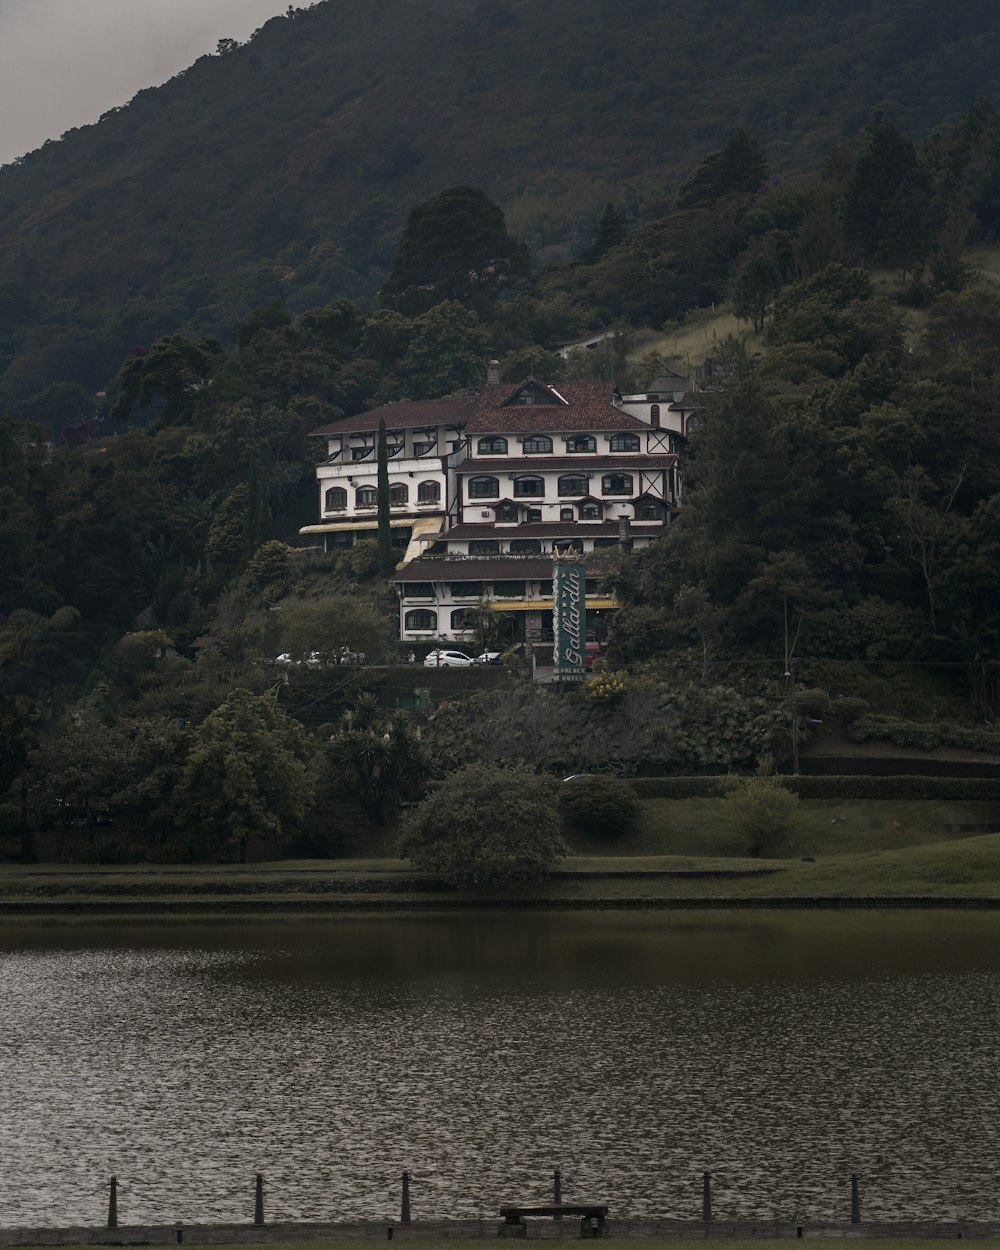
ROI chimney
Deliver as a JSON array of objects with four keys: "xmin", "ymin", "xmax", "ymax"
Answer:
[
  {"xmin": 618, "ymin": 515, "xmax": 632, "ymax": 552},
  {"xmin": 487, "ymin": 359, "xmax": 501, "ymax": 385}
]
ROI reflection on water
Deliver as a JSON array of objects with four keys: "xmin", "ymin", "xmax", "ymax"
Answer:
[{"xmin": 2, "ymin": 911, "xmax": 1000, "ymax": 1227}]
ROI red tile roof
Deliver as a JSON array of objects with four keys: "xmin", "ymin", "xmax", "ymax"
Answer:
[
  {"xmin": 468, "ymin": 382, "xmax": 647, "ymax": 433},
  {"xmin": 309, "ymin": 396, "xmax": 476, "ymax": 438}
]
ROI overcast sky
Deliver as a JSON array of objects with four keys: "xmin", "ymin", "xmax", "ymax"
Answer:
[{"xmin": 0, "ymin": 0, "xmax": 289, "ymax": 166}]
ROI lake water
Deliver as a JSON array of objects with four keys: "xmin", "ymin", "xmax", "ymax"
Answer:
[{"xmin": 2, "ymin": 910, "xmax": 1000, "ymax": 1228}]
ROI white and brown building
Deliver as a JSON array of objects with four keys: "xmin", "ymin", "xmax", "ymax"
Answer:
[{"xmin": 302, "ymin": 377, "xmax": 692, "ymax": 645}]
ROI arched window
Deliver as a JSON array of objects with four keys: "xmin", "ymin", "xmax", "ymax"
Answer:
[
  {"xmin": 451, "ymin": 609, "xmax": 472, "ymax": 630},
  {"xmin": 650, "ymin": 404, "xmax": 661, "ymax": 429},
  {"xmin": 513, "ymin": 476, "xmax": 544, "ymax": 498},
  {"xmin": 356, "ymin": 486, "xmax": 377, "ymax": 507},
  {"xmin": 496, "ymin": 502, "xmax": 519, "ymax": 523},
  {"xmin": 405, "ymin": 609, "xmax": 437, "ymax": 631},
  {"xmin": 325, "ymin": 487, "xmax": 347, "ymax": 511},
  {"xmin": 566, "ymin": 435, "xmax": 596, "ymax": 453},
  {"xmin": 469, "ymin": 540, "xmax": 500, "ymax": 555},
  {"xmin": 635, "ymin": 500, "xmax": 662, "ymax": 520},
  {"xmin": 417, "ymin": 480, "xmax": 440, "ymax": 504},
  {"xmin": 609, "ymin": 433, "xmax": 640, "ymax": 452},
  {"xmin": 477, "ymin": 436, "xmax": 508, "ymax": 455},
  {"xmin": 579, "ymin": 500, "xmax": 603, "ymax": 520},
  {"xmin": 558, "ymin": 474, "xmax": 588, "ymax": 497},
  {"xmin": 389, "ymin": 483, "xmax": 408, "ymax": 506},
  {"xmin": 469, "ymin": 476, "xmax": 499, "ymax": 499},
  {"xmin": 523, "ymin": 435, "xmax": 553, "ymax": 454},
  {"xmin": 560, "ymin": 507, "xmax": 574, "ymax": 521},
  {"xmin": 510, "ymin": 539, "xmax": 541, "ymax": 553},
  {"xmin": 602, "ymin": 473, "xmax": 633, "ymax": 496}
]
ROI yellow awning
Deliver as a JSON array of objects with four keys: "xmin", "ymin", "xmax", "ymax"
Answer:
[
  {"xmin": 299, "ymin": 516, "xmax": 442, "ymax": 535},
  {"xmin": 485, "ymin": 597, "xmax": 618, "ymax": 612}
]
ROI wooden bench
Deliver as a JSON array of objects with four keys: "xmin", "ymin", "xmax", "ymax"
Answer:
[{"xmin": 498, "ymin": 1204, "xmax": 610, "ymax": 1238}]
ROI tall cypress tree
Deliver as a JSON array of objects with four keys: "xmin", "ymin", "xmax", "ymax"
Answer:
[{"xmin": 377, "ymin": 419, "xmax": 394, "ymax": 575}]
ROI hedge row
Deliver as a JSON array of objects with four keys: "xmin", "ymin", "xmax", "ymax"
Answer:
[
  {"xmin": 848, "ymin": 714, "xmax": 1000, "ymax": 755},
  {"xmin": 628, "ymin": 775, "xmax": 1000, "ymax": 801}
]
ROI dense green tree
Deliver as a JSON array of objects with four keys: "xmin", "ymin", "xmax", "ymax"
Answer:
[
  {"xmin": 559, "ymin": 774, "xmax": 640, "ymax": 839},
  {"xmin": 278, "ymin": 595, "xmax": 391, "ymax": 664},
  {"xmin": 110, "ymin": 335, "xmax": 224, "ymax": 426},
  {"xmin": 724, "ymin": 763, "xmax": 801, "ymax": 858},
  {"xmin": 843, "ymin": 113, "xmax": 933, "ymax": 271},
  {"xmin": 675, "ymin": 129, "xmax": 767, "ymax": 210},
  {"xmin": 173, "ymin": 689, "xmax": 315, "ymax": 861},
  {"xmin": 380, "ymin": 185, "xmax": 530, "ymax": 314},
  {"xmin": 398, "ymin": 762, "xmax": 565, "ymax": 887}
]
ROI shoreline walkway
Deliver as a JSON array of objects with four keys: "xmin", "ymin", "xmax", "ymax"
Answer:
[{"xmin": 3, "ymin": 1221, "xmax": 1000, "ymax": 1244}]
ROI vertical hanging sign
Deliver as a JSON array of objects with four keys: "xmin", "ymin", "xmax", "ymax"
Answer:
[{"xmin": 553, "ymin": 550, "xmax": 586, "ymax": 683}]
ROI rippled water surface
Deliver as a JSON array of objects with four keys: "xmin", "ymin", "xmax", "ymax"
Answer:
[{"xmin": 3, "ymin": 910, "xmax": 1000, "ymax": 1227}]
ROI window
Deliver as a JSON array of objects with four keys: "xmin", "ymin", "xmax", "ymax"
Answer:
[
  {"xmin": 493, "ymin": 581, "xmax": 525, "ymax": 598},
  {"xmin": 413, "ymin": 440, "xmax": 433, "ymax": 457},
  {"xmin": 513, "ymin": 476, "xmax": 544, "ymax": 498},
  {"xmin": 579, "ymin": 501, "xmax": 602, "ymax": 520},
  {"xmin": 451, "ymin": 609, "xmax": 472, "ymax": 630},
  {"xmin": 538, "ymin": 580, "xmax": 553, "ymax": 596},
  {"xmin": 526, "ymin": 508, "xmax": 542, "ymax": 522},
  {"xmin": 610, "ymin": 433, "xmax": 640, "ymax": 452},
  {"xmin": 510, "ymin": 539, "xmax": 541, "ymax": 554},
  {"xmin": 389, "ymin": 483, "xmax": 409, "ymax": 506},
  {"xmin": 388, "ymin": 439, "xmax": 405, "ymax": 458},
  {"xmin": 586, "ymin": 580, "xmax": 602, "ymax": 594},
  {"xmin": 469, "ymin": 540, "xmax": 500, "ymax": 555},
  {"xmin": 602, "ymin": 473, "xmax": 633, "ymax": 496},
  {"xmin": 523, "ymin": 435, "xmax": 552, "ymax": 454},
  {"xmin": 404, "ymin": 582, "xmax": 435, "ymax": 598},
  {"xmin": 650, "ymin": 404, "xmax": 661, "ymax": 429},
  {"xmin": 477, "ymin": 436, "xmax": 508, "ymax": 455},
  {"xmin": 351, "ymin": 445, "xmax": 372, "ymax": 461},
  {"xmin": 356, "ymin": 486, "xmax": 377, "ymax": 507},
  {"xmin": 391, "ymin": 527, "xmax": 411, "ymax": 550},
  {"xmin": 417, "ymin": 480, "xmax": 440, "ymax": 504},
  {"xmin": 566, "ymin": 435, "xmax": 596, "ymax": 453},
  {"xmin": 635, "ymin": 501, "xmax": 662, "ymax": 520},
  {"xmin": 560, "ymin": 507, "xmax": 574, "ymax": 521},
  {"xmin": 496, "ymin": 503, "xmax": 519, "ymax": 523},
  {"xmin": 327, "ymin": 531, "xmax": 353, "ymax": 551},
  {"xmin": 324, "ymin": 487, "xmax": 347, "ymax": 511},
  {"xmin": 450, "ymin": 581, "xmax": 485, "ymax": 599},
  {"xmin": 469, "ymin": 476, "xmax": 500, "ymax": 499},
  {"xmin": 405, "ymin": 609, "xmax": 437, "ymax": 631},
  {"xmin": 558, "ymin": 474, "xmax": 588, "ymax": 497},
  {"xmin": 594, "ymin": 537, "xmax": 620, "ymax": 548},
  {"xmin": 554, "ymin": 538, "xmax": 584, "ymax": 554}
]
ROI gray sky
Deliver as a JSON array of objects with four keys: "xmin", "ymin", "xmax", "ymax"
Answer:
[{"xmin": 0, "ymin": 0, "xmax": 289, "ymax": 166}]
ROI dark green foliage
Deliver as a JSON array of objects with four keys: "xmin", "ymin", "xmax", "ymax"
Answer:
[
  {"xmin": 398, "ymin": 762, "xmax": 565, "ymax": 887},
  {"xmin": 847, "ymin": 715, "xmax": 1000, "ymax": 754},
  {"xmin": 676, "ymin": 130, "xmax": 768, "ymax": 211},
  {"xmin": 381, "ymin": 185, "xmax": 529, "ymax": 314},
  {"xmin": 628, "ymin": 775, "xmax": 1000, "ymax": 799},
  {"xmin": 559, "ymin": 774, "xmax": 641, "ymax": 839},
  {"xmin": 326, "ymin": 695, "xmax": 432, "ymax": 824},
  {"xmin": 172, "ymin": 688, "xmax": 316, "ymax": 862}
]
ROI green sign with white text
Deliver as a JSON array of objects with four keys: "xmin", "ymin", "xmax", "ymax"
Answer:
[{"xmin": 553, "ymin": 552, "xmax": 585, "ymax": 683}]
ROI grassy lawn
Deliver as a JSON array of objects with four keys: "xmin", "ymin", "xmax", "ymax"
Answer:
[{"xmin": 4, "ymin": 797, "xmax": 1000, "ymax": 909}]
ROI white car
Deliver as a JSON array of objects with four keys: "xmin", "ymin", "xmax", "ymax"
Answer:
[
  {"xmin": 275, "ymin": 651, "xmax": 322, "ymax": 667},
  {"xmin": 423, "ymin": 649, "xmax": 475, "ymax": 667}
]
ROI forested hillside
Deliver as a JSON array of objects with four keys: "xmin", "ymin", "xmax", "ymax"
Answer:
[{"xmin": 2, "ymin": 0, "xmax": 1000, "ymax": 417}]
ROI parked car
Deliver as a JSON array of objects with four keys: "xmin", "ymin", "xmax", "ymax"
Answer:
[
  {"xmin": 423, "ymin": 649, "xmax": 475, "ymax": 667},
  {"xmin": 473, "ymin": 651, "xmax": 503, "ymax": 665}
]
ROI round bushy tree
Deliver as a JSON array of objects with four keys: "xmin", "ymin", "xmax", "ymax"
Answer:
[
  {"xmin": 398, "ymin": 762, "xmax": 565, "ymax": 888},
  {"xmin": 559, "ymin": 775, "xmax": 640, "ymax": 839}
]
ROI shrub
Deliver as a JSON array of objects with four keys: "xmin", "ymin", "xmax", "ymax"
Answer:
[
  {"xmin": 723, "ymin": 767, "xmax": 801, "ymax": 858},
  {"xmin": 559, "ymin": 775, "xmax": 641, "ymax": 838},
  {"xmin": 398, "ymin": 762, "xmax": 566, "ymax": 888}
]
